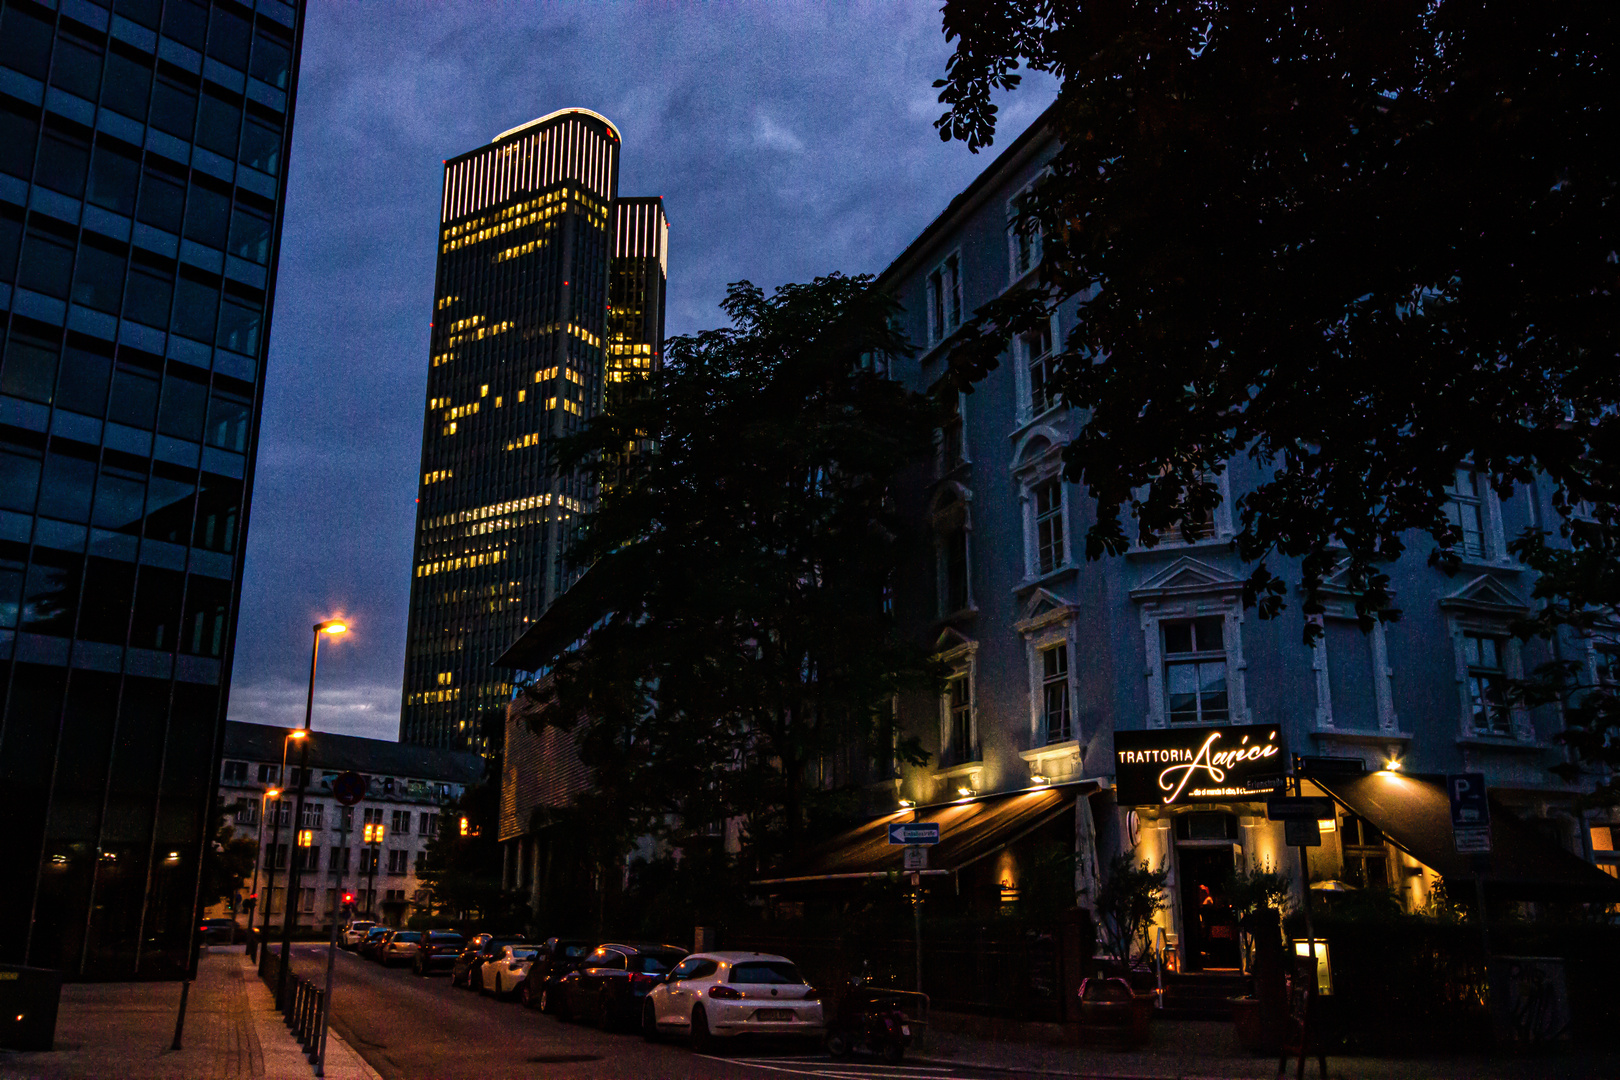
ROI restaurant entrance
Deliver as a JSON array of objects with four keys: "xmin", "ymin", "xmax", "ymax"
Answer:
[{"xmin": 1175, "ymin": 813, "xmax": 1241, "ymax": 972}]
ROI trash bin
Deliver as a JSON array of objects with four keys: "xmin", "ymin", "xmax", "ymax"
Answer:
[{"xmin": 0, "ymin": 964, "xmax": 64, "ymax": 1051}]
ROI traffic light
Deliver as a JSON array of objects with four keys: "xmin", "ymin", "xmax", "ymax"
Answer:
[
  {"xmin": 459, "ymin": 816, "xmax": 470, "ymax": 837},
  {"xmin": 341, "ymin": 891, "xmax": 355, "ymax": 910}
]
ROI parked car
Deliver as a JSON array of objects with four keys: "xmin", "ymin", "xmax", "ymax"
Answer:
[
  {"xmin": 642, "ymin": 952, "xmax": 824, "ymax": 1051},
  {"xmin": 340, "ymin": 920, "xmax": 376, "ymax": 949},
  {"xmin": 560, "ymin": 942, "xmax": 687, "ymax": 1030},
  {"xmin": 199, "ymin": 918, "xmax": 240, "ymax": 945},
  {"xmin": 378, "ymin": 929, "xmax": 423, "ymax": 968},
  {"xmin": 480, "ymin": 944, "xmax": 539, "ymax": 998},
  {"xmin": 359, "ymin": 927, "xmax": 394, "ymax": 960},
  {"xmin": 451, "ymin": 934, "xmax": 529, "ymax": 990},
  {"xmin": 412, "ymin": 931, "xmax": 467, "ymax": 976},
  {"xmin": 520, "ymin": 938, "xmax": 595, "ymax": 1012}
]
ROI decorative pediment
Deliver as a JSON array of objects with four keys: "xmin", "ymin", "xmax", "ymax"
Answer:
[
  {"xmin": 1011, "ymin": 426, "xmax": 1067, "ymax": 475},
  {"xmin": 1015, "ymin": 587, "xmax": 1078, "ymax": 634},
  {"xmin": 1439, "ymin": 574, "xmax": 1529, "ymax": 614},
  {"xmin": 932, "ymin": 626, "xmax": 978, "ymax": 659},
  {"xmin": 1129, "ymin": 556, "xmax": 1243, "ymax": 601}
]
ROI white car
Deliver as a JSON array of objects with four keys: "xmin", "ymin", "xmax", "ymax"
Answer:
[
  {"xmin": 340, "ymin": 920, "xmax": 375, "ymax": 949},
  {"xmin": 378, "ymin": 929, "xmax": 422, "ymax": 967},
  {"xmin": 642, "ymin": 952, "xmax": 823, "ymax": 1049},
  {"xmin": 481, "ymin": 944, "xmax": 538, "ymax": 998}
]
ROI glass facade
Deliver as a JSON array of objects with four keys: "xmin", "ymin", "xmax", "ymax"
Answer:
[
  {"xmin": 0, "ymin": 0, "xmax": 303, "ymax": 978},
  {"xmin": 400, "ymin": 111, "xmax": 666, "ymax": 752}
]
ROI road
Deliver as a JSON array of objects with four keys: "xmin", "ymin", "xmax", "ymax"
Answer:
[{"xmin": 281, "ymin": 943, "xmax": 1041, "ymax": 1080}]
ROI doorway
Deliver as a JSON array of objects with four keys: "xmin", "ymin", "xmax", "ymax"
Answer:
[{"xmin": 1176, "ymin": 844, "xmax": 1240, "ymax": 972}]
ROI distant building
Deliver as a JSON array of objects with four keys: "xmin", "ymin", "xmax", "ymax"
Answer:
[
  {"xmin": 208, "ymin": 721, "xmax": 482, "ymax": 931},
  {"xmin": 399, "ymin": 109, "xmax": 667, "ymax": 753},
  {"xmin": 0, "ymin": 0, "xmax": 305, "ymax": 977}
]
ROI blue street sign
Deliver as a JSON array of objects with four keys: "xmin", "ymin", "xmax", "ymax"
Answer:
[
  {"xmin": 888, "ymin": 822, "xmax": 940, "ymax": 846},
  {"xmin": 1447, "ymin": 773, "xmax": 1491, "ymax": 828}
]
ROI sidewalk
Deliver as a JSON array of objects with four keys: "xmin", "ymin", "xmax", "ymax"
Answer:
[
  {"xmin": 0, "ymin": 947, "xmax": 380, "ymax": 1080},
  {"xmin": 914, "ymin": 1012, "xmax": 1620, "ymax": 1080}
]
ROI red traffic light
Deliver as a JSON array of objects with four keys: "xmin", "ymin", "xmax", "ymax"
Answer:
[{"xmin": 342, "ymin": 892, "xmax": 355, "ymax": 904}]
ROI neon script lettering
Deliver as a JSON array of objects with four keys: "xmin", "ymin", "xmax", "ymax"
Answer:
[{"xmin": 1155, "ymin": 731, "xmax": 1279, "ymax": 804}]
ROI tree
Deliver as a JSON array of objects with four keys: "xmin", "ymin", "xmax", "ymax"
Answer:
[
  {"xmin": 930, "ymin": 0, "xmax": 1619, "ymax": 624},
  {"xmin": 930, "ymin": 0, "xmax": 1620, "ymax": 796},
  {"xmin": 1094, "ymin": 854, "xmax": 1168, "ymax": 969},
  {"xmin": 200, "ymin": 814, "xmax": 260, "ymax": 913},
  {"xmin": 522, "ymin": 275, "xmax": 942, "ymax": 871}
]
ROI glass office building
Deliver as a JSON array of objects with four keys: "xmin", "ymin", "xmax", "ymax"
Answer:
[
  {"xmin": 401, "ymin": 110, "xmax": 667, "ymax": 752},
  {"xmin": 0, "ymin": 0, "xmax": 303, "ymax": 977}
]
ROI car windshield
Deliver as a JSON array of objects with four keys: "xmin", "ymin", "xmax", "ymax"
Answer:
[
  {"xmin": 561, "ymin": 945, "xmax": 590, "ymax": 958},
  {"xmin": 635, "ymin": 953, "xmax": 682, "ymax": 974},
  {"xmin": 730, "ymin": 961, "xmax": 804, "ymax": 985},
  {"xmin": 510, "ymin": 950, "xmax": 538, "ymax": 961},
  {"xmin": 428, "ymin": 933, "xmax": 463, "ymax": 944},
  {"xmin": 366, "ymin": 929, "xmax": 389, "ymax": 938},
  {"xmin": 485, "ymin": 938, "xmax": 525, "ymax": 954},
  {"xmin": 392, "ymin": 931, "xmax": 422, "ymax": 943}
]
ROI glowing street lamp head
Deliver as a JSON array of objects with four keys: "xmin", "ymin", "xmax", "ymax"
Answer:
[
  {"xmin": 265, "ymin": 787, "xmax": 282, "ymax": 799},
  {"xmin": 316, "ymin": 619, "xmax": 348, "ymax": 635},
  {"xmin": 287, "ymin": 729, "xmax": 307, "ymax": 741}
]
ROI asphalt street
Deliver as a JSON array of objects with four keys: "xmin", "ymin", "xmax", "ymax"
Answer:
[{"xmin": 282, "ymin": 943, "xmax": 1045, "ymax": 1080}]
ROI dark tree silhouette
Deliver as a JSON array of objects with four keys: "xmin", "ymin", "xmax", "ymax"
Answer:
[{"xmin": 931, "ymin": 0, "xmax": 1620, "ymax": 796}]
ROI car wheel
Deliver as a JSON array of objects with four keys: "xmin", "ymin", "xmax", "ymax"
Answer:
[
  {"xmin": 520, "ymin": 979, "xmax": 537, "ymax": 1010},
  {"xmin": 413, "ymin": 960, "xmax": 425, "ymax": 977},
  {"xmin": 538, "ymin": 986, "xmax": 552, "ymax": 1014},
  {"xmin": 881, "ymin": 1040, "xmax": 904, "ymax": 1065},
  {"xmin": 596, "ymin": 994, "xmax": 615, "ymax": 1032},
  {"xmin": 478, "ymin": 974, "xmax": 491, "ymax": 997},
  {"xmin": 826, "ymin": 1032, "xmax": 851, "ymax": 1058},
  {"xmin": 689, "ymin": 1006, "xmax": 711, "ymax": 1053},
  {"xmin": 641, "ymin": 1000, "xmax": 660, "ymax": 1042}
]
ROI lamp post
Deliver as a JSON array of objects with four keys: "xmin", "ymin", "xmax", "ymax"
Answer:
[
  {"xmin": 256, "ymin": 730, "xmax": 306, "ymax": 962},
  {"xmin": 275, "ymin": 618, "xmax": 347, "ymax": 1011},
  {"xmin": 244, "ymin": 785, "xmax": 281, "ymax": 957}
]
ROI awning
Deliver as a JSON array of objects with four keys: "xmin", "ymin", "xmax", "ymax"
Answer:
[
  {"xmin": 1308, "ymin": 772, "xmax": 1620, "ymax": 903},
  {"xmin": 753, "ymin": 782, "xmax": 1097, "ymax": 889}
]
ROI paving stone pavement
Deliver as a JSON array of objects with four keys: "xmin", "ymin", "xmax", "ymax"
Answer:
[{"xmin": 0, "ymin": 947, "xmax": 379, "ymax": 1080}]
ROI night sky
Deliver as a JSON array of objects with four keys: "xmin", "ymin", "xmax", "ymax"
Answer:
[{"xmin": 226, "ymin": 2, "xmax": 1056, "ymax": 741}]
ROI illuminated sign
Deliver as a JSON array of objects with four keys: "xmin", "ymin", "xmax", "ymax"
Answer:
[{"xmin": 1114, "ymin": 724, "xmax": 1286, "ymax": 805}]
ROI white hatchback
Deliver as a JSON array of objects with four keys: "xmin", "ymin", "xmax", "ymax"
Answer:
[
  {"xmin": 642, "ymin": 952, "xmax": 823, "ymax": 1049},
  {"xmin": 481, "ymin": 945, "xmax": 539, "ymax": 998}
]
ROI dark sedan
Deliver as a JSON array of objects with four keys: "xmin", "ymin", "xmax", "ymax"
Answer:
[
  {"xmin": 451, "ymin": 934, "xmax": 530, "ymax": 990},
  {"xmin": 559, "ymin": 942, "xmax": 687, "ymax": 1031},
  {"xmin": 199, "ymin": 918, "xmax": 240, "ymax": 945},
  {"xmin": 358, "ymin": 927, "xmax": 393, "ymax": 960},
  {"xmin": 520, "ymin": 938, "xmax": 595, "ymax": 1012},
  {"xmin": 413, "ymin": 931, "xmax": 467, "ymax": 976}
]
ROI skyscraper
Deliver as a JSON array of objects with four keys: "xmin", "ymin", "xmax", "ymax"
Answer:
[
  {"xmin": 400, "ymin": 110, "xmax": 667, "ymax": 751},
  {"xmin": 0, "ymin": 0, "xmax": 305, "ymax": 977}
]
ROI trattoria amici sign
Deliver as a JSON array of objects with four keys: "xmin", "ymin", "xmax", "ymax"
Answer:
[{"xmin": 1114, "ymin": 725, "xmax": 1286, "ymax": 805}]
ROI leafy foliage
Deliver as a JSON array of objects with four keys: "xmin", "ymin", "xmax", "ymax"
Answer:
[
  {"xmin": 1094, "ymin": 854, "xmax": 1168, "ymax": 968},
  {"xmin": 521, "ymin": 275, "xmax": 943, "ymax": 870},
  {"xmin": 200, "ymin": 814, "xmax": 260, "ymax": 913},
  {"xmin": 930, "ymin": 0, "xmax": 1620, "ymax": 638}
]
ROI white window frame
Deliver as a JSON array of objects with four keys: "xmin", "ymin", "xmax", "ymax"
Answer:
[
  {"xmin": 1310, "ymin": 611, "xmax": 1400, "ymax": 734},
  {"xmin": 1444, "ymin": 467, "xmax": 1508, "ymax": 562},
  {"xmin": 1013, "ymin": 430, "xmax": 1071, "ymax": 583},
  {"xmin": 1007, "ymin": 182, "xmax": 1044, "ymax": 284},
  {"xmin": 1138, "ymin": 597, "xmax": 1248, "ymax": 730},
  {"xmin": 925, "ymin": 249, "xmax": 964, "ymax": 348},
  {"xmin": 936, "ymin": 391, "xmax": 969, "ymax": 476},
  {"xmin": 932, "ymin": 482, "xmax": 975, "ymax": 617},
  {"xmin": 935, "ymin": 637, "xmax": 980, "ymax": 769},
  {"xmin": 1014, "ymin": 312, "xmax": 1061, "ymax": 424},
  {"xmin": 1447, "ymin": 614, "xmax": 1532, "ymax": 742},
  {"xmin": 1017, "ymin": 595, "xmax": 1082, "ymax": 754},
  {"xmin": 1132, "ymin": 466, "xmax": 1235, "ymax": 549}
]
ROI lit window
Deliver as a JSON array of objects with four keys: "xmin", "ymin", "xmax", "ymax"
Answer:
[{"xmin": 1164, "ymin": 617, "xmax": 1228, "ymax": 725}]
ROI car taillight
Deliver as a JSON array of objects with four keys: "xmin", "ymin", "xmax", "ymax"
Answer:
[
  {"xmin": 709, "ymin": 985, "xmax": 744, "ymax": 1000},
  {"xmin": 802, "ymin": 987, "xmax": 820, "ymax": 1001}
]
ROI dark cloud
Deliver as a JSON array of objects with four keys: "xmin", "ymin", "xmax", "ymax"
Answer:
[{"xmin": 227, "ymin": 1, "xmax": 1056, "ymax": 740}]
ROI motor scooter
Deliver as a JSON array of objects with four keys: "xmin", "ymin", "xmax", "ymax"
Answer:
[{"xmin": 826, "ymin": 972, "xmax": 920, "ymax": 1064}]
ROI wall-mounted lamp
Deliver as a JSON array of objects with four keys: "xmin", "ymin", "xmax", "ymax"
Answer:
[
  {"xmin": 1382, "ymin": 758, "xmax": 1403, "ymax": 773},
  {"xmin": 898, "ymin": 798, "xmax": 916, "ymax": 809},
  {"xmin": 956, "ymin": 785, "xmax": 975, "ymax": 799},
  {"xmin": 1029, "ymin": 773, "xmax": 1050, "ymax": 785}
]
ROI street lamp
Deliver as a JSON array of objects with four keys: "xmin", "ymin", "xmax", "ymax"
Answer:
[
  {"xmin": 244, "ymin": 785, "xmax": 280, "ymax": 953},
  {"xmin": 255, "ymin": 728, "xmax": 307, "ymax": 961},
  {"xmin": 274, "ymin": 618, "xmax": 348, "ymax": 1011}
]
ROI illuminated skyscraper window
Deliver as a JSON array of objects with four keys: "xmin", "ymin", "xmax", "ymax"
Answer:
[{"xmin": 400, "ymin": 110, "xmax": 666, "ymax": 752}]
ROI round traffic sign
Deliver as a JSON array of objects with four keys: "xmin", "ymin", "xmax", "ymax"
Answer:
[{"xmin": 332, "ymin": 770, "xmax": 366, "ymax": 806}]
